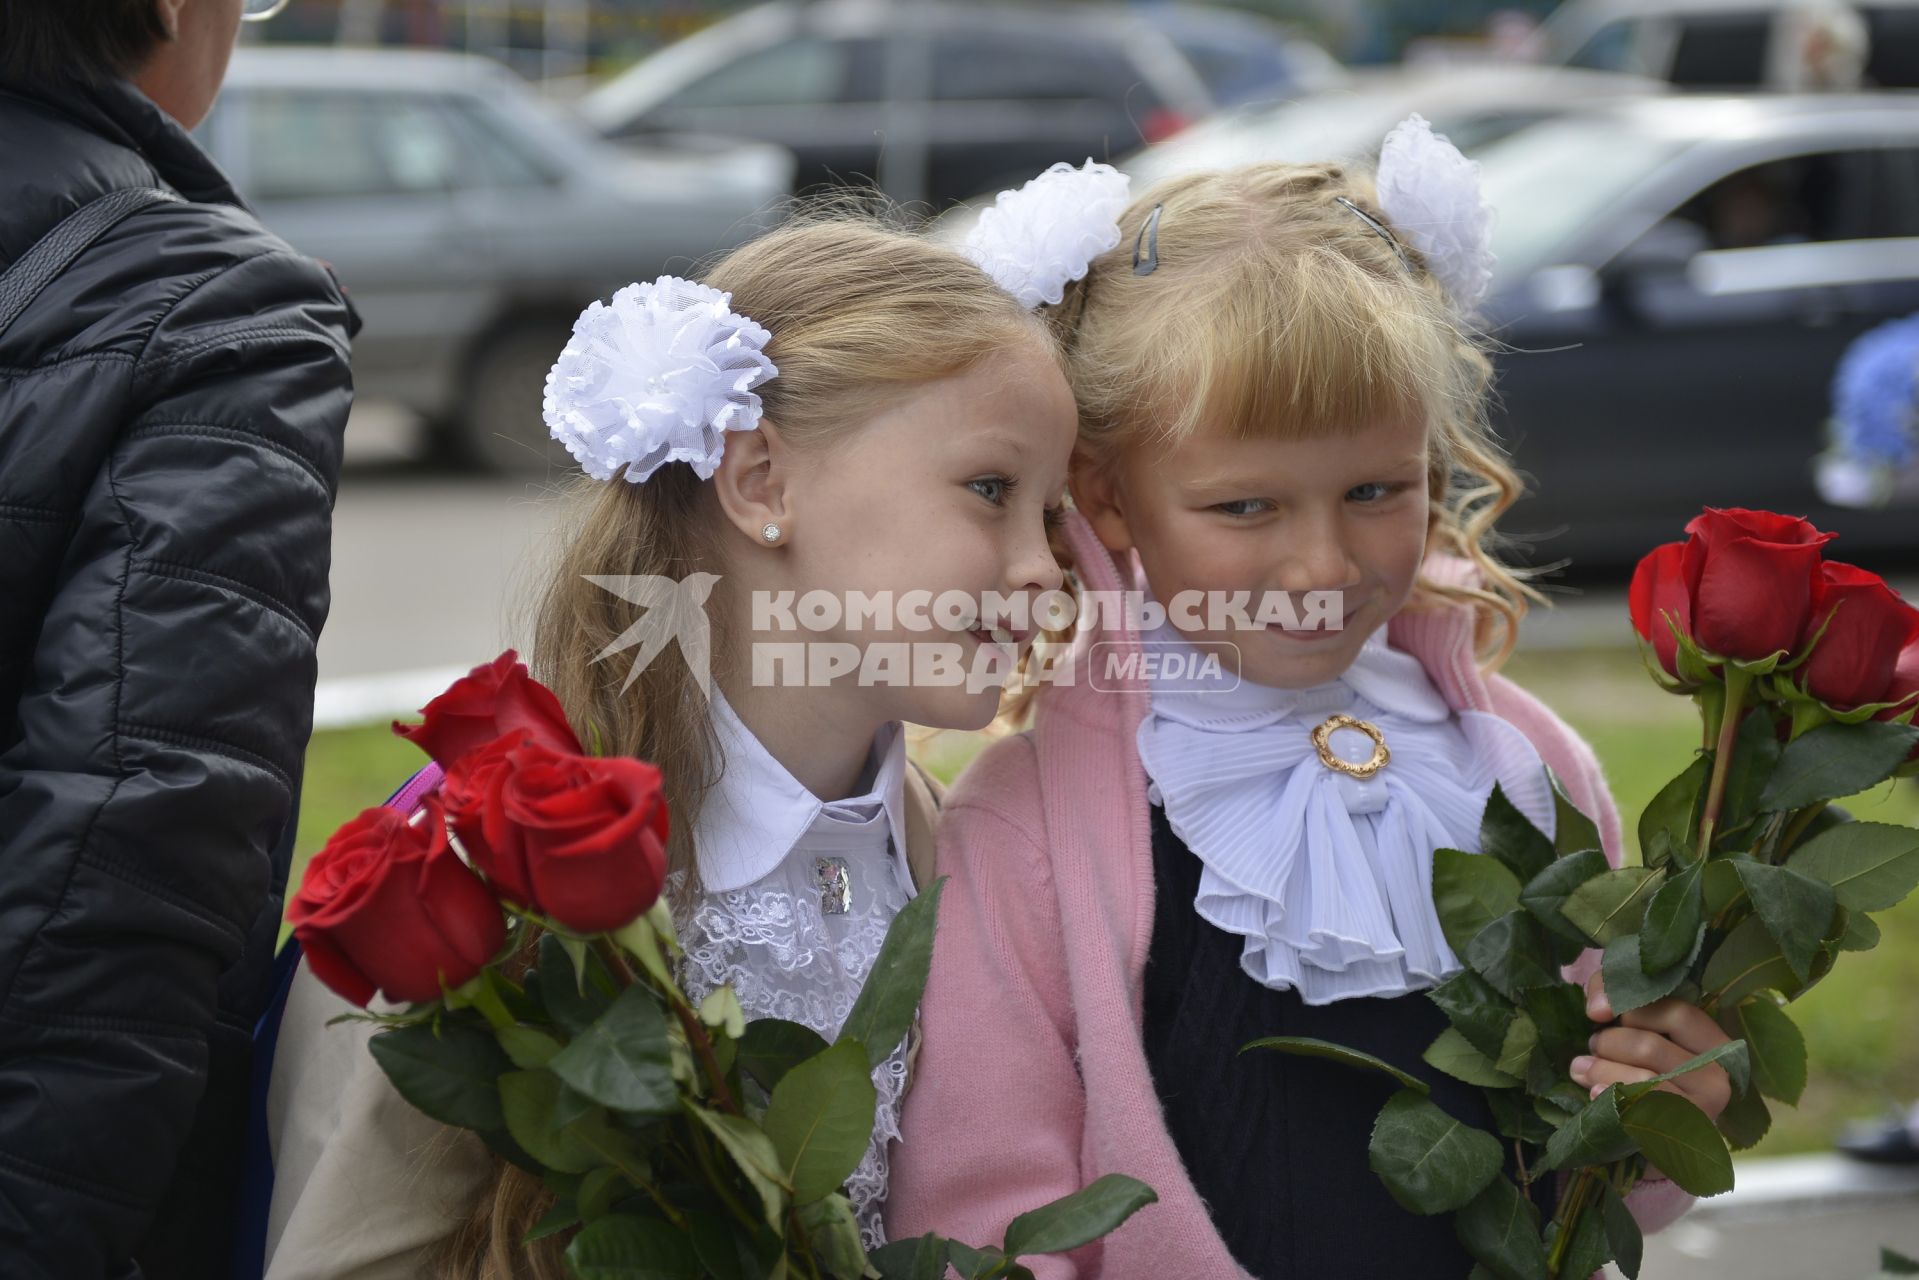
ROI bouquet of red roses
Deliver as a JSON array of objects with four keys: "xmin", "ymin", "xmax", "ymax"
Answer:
[
  {"xmin": 289, "ymin": 653, "xmax": 1153, "ymax": 1280},
  {"xmin": 1251, "ymin": 510, "xmax": 1919, "ymax": 1280}
]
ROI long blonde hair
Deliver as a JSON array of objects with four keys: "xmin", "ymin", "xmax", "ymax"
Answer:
[
  {"xmin": 1047, "ymin": 161, "xmax": 1539, "ymax": 675},
  {"xmin": 440, "ymin": 215, "xmax": 1050, "ymax": 1279}
]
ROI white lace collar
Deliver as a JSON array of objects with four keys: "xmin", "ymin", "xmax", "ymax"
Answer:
[
  {"xmin": 693, "ymin": 688, "xmax": 912, "ymax": 896},
  {"xmin": 1136, "ymin": 621, "xmax": 1556, "ymax": 1003}
]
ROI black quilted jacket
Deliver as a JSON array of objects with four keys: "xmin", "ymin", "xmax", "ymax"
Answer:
[{"xmin": 0, "ymin": 73, "xmax": 354, "ymax": 1279}]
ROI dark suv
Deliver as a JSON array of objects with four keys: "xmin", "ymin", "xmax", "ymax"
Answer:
[{"xmin": 581, "ymin": 0, "xmax": 1342, "ymax": 209}]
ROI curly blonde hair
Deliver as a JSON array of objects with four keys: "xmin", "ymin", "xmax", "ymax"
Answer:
[{"xmin": 1040, "ymin": 160, "xmax": 1540, "ymax": 680}]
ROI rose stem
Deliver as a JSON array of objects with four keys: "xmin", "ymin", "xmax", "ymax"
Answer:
[{"xmin": 1696, "ymin": 665, "xmax": 1754, "ymax": 859}]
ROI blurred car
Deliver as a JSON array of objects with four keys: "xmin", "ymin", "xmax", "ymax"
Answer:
[
  {"xmin": 580, "ymin": 0, "xmax": 1343, "ymax": 210},
  {"xmin": 1540, "ymin": 0, "xmax": 1919, "ymax": 89},
  {"xmin": 1120, "ymin": 64, "xmax": 1661, "ymax": 191},
  {"xmin": 200, "ymin": 47, "xmax": 793, "ymax": 473},
  {"xmin": 1474, "ymin": 94, "xmax": 1919, "ymax": 566}
]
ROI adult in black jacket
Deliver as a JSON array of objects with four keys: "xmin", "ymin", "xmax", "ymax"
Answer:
[{"xmin": 0, "ymin": 2, "xmax": 355, "ymax": 1275}]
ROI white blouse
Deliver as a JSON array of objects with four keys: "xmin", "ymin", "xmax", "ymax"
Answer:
[
  {"xmin": 1135, "ymin": 622, "xmax": 1557, "ymax": 1005},
  {"xmin": 672, "ymin": 690, "xmax": 915, "ymax": 1251}
]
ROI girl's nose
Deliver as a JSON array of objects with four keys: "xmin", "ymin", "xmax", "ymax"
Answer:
[
  {"xmin": 1006, "ymin": 525, "xmax": 1065, "ymax": 597},
  {"xmin": 1274, "ymin": 517, "xmax": 1360, "ymax": 596}
]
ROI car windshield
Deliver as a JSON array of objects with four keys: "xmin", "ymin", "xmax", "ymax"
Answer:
[{"xmin": 1476, "ymin": 117, "xmax": 1687, "ymax": 278}]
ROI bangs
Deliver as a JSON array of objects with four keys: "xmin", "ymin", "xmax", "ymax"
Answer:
[{"xmin": 1111, "ymin": 246, "xmax": 1454, "ymax": 448}]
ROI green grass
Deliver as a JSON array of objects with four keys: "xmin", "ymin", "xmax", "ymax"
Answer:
[{"xmin": 293, "ymin": 648, "xmax": 1919, "ymax": 1156}]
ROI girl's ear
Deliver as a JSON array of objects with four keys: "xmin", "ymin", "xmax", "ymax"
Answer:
[
  {"xmin": 712, "ymin": 420, "xmax": 793, "ymax": 547},
  {"xmin": 1068, "ymin": 446, "xmax": 1135, "ymax": 555}
]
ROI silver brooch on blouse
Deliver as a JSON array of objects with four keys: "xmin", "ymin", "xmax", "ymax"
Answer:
[{"xmin": 814, "ymin": 856, "xmax": 852, "ymax": 915}]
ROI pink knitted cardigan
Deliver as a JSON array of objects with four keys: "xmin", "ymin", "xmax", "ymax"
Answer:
[{"xmin": 885, "ymin": 512, "xmax": 1693, "ymax": 1278}]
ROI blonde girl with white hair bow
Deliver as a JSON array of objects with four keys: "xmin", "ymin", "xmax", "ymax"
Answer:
[{"xmin": 886, "ymin": 120, "xmax": 1733, "ymax": 1277}]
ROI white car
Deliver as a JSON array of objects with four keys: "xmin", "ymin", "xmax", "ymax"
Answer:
[{"xmin": 201, "ymin": 47, "xmax": 794, "ymax": 473}]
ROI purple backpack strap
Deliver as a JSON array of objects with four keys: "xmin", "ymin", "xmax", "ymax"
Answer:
[{"xmin": 385, "ymin": 761, "xmax": 444, "ymax": 812}]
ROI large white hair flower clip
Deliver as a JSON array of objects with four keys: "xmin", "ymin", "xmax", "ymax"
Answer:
[
  {"xmin": 542, "ymin": 276, "xmax": 777, "ymax": 484},
  {"xmin": 1371, "ymin": 114, "xmax": 1498, "ymax": 312},
  {"xmin": 964, "ymin": 159, "xmax": 1133, "ymax": 310}
]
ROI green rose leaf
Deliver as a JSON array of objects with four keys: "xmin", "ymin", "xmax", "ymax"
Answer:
[
  {"xmin": 1759, "ymin": 720, "xmax": 1919, "ymax": 813},
  {"xmin": 686, "ymin": 1210, "xmax": 773, "ymax": 1280},
  {"xmin": 1702, "ymin": 856, "xmax": 1753, "ymax": 917},
  {"xmin": 1453, "ymin": 1176, "xmax": 1548, "ymax": 1280},
  {"xmin": 1519, "ymin": 849, "xmax": 1611, "ymax": 957},
  {"xmin": 496, "ymin": 1025, "xmax": 563, "ymax": 1071},
  {"xmin": 499, "ymin": 1070, "xmax": 601, "ymax": 1174},
  {"xmin": 1639, "ymin": 756, "xmax": 1710, "ymax": 871},
  {"xmin": 546, "ymin": 985, "xmax": 677, "ymax": 1117},
  {"xmin": 1551, "ymin": 1204, "xmax": 1612, "ymax": 1280},
  {"xmin": 868, "ymin": 1234, "xmax": 950, "ymax": 1280},
  {"xmin": 1786, "ymin": 821, "xmax": 1919, "ymax": 913},
  {"xmin": 576, "ymin": 1165, "xmax": 626, "ymax": 1221},
  {"xmin": 1240, "ymin": 1035, "xmax": 1429, "ymax": 1094},
  {"xmin": 1538, "ymin": 1087, "xmax": 1635, "ymax": 1173},
  {"xmin": 1549, "ymin": 768, "xmax": 1604, "ymax": 856},
  {"xmin": 1720, "ymin": 708, "xmax": 1784, "ymax": 829},
  {"xmin": 368, "ymin": 1016, "xmax": 512, "ymax": 1133},
  {"xmin": 1002, "ymin": 1174, "xmax": 1159, "ymax": 1258},
  {"xmin": 536, "ymin": 933, "xmax": 614, "ymax": 1037},
  {"xmin": 734, "ymin": 1018, "xmax": 832, "ymax": 1093},
  {"xmin": 1480, "ymin": 783, "xmax": 1556, "ymax": 883},
  {"xmin": 839, "ymin": 877, "xmax": 945, "ymax": 1070},
  {"xmin": 1715, "ymin": 1081, "xmax": 1772, "ymax": 1151},
  {"xmin": 563, "ymin": 1212, "xmax": 701, "ymax": 1279},
  {"xmin": 1617, "ymin": 1039, "xmax": 1751, "ymax": 1103},
  {"xmin": 1640, "ymin": 857, "xmax": 1705, "ymax": 974},
  {"xmin": 1837, "ymin": 907, "xmax": 1882, "ymax": 952},
  {"xmin": 1495, "ymin": 1013, "xmax": 1539, "ymax": 1080},
  {"xmin": 684, "ymin": 1101, "xmax": 791, "ymax": 1227},
  {"xmin": 1881, "ymin": 1247, "xmax": 1919, "ymax": 1275},
  {"xmin": 1560, "ymin": 867, "xmax": 1663, "ymax": 946},
  {"xmin": 762, "ymin": 1038, "xmax": 878, "ymax": 1205},
  {"xmin": 1598, "ymin": 1181, "xmax": 1645, "ymax": 1279},
  {"xmin": 1423, "ymin": 1027, "xmax": 1520, "ymax": 1089},
  {"xmin": 1520, "ymin": 983, "xmax": 1593, "ymax": 1071},
  {"xmin": 1367, "ymin": 1088, "xmax": 1504, "ymax": 1215},
  {"xmin": 1433, "ymin": 850, "xmax": 1525, "ymax": 957},
  {"xmin": 1601, "ymin": 932, "xmax": 1697, "ymax": 1014},
  {"xmin": 1733, "ymin": 860, "xmax": 1836, "ymax": 984},
  {"xmin": 1701, "ymin": 913, "xmax": 1801, "ymax": 1006},
  {"xmin": 1730, "ymin": 996, "xmax": 1807, "ymax": 1104},
  {"xmin": 1427, "ymin": 971, "xmax": 1518, "ymax": 1062},
  {"xmin": 799, "ymin": 1193, "xmax": 869, "ymax": 1280},
  {"xmin": 1467, "ymin": 910, "xmax": 1559, "ymax": 1002},
  {"xmin": 1488, "ymin": 1089, "xmax": 1558, "ymax": 1144},
  {"xmin": 523, "ymin": 1197, "xmax": 580, "ymax": 1244},
  {"xmin": 1620, "ymin": 1090, "xmax": 1735, "ymax": 1197}
]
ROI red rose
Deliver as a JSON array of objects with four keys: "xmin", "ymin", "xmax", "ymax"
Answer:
[
  {"xmin": 1681, "ymin": 508, "xmax": 1835, "ymax": 662},
  {"xmin": 501, "ymin": 750, "xmax": 669, "ymax": 934},
  {"xmin": 1799, "ymin": 562, "xmax": 1919, "ymax": 710},
  {"xmin": 394, "ymin": 651, "xmax": 580, "ymax": 770},
  {"xmin": 441, "ymin": 732, "xmax": 539, "ymax": 908},
  {"xmin": 1629, "ymin": 541, "xmax": 1693, "ymax": 677},
  {"xmin": 1876, "ymin": 639, "xmax": 1919, "ymax": 759},
  {"xmin": 289, "ymin": 799, "xmax": 507, "ymax": 1006}
]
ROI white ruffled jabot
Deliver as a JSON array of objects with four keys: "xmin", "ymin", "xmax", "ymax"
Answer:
[{"xmin": 1135, "ymin": 624, "xmax": 1556, "ymax": 1005}]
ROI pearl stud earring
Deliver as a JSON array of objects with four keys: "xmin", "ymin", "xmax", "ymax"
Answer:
[{"xmin": 761, "ymin": 522, "xmax": 782, "ymax": 543}]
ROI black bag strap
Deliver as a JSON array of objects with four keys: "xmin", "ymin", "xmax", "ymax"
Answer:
[{"xmin": 0, "ymin": 187, "xmax": 182, "ymax": 342}]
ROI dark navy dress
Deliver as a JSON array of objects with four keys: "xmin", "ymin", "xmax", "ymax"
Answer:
[{"xmin": 1140, "ymin": 803, "xmax": 1551, "ymax": 1279}]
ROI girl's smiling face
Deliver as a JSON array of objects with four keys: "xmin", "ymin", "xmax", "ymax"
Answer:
[
  {"xmin": 1075, "ymin": 413, "xmax": 1434, "ymax": 691},
  {"xmin": 721, "ymin": 333, "xmax": 1078, "ymax": 732}
]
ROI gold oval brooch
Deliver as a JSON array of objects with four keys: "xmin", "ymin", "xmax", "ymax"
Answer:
[{"xmin": 1310, "ymin": 713, "xmax": 1391, "ymax": 780}]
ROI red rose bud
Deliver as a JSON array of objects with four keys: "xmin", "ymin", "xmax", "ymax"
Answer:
[
  {"xmin": 394, "ymin": 650, "xmax": 581, "ymax": 770},
  {"xmin": 442, "ymin": 731, "xmax": 541, "ymax": 907},
  {"xmin": 1876, "ymin": 640, "xmax": 1919, "ymax": 758},
  {"xmin": 1681, "ymin": 508, "xmax": 1835, "ymax": 662},
  {"xmin": 288, "ymin": 799, "xmax": 507, "ymax": 1006},
  {"xmin": 1800, "ymin": 562, "xmax": 1919, "ymax": 710},
  {"xmin": 502, "ymin": 752, "xmax": 669, "ymax": 934},
  {"xmin": 1629, "ymin": 541, "xmax": 1693, "ymax": 677}
]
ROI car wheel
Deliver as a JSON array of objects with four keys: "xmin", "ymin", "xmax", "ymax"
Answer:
[{"xmin": 458, "ymin": 319, "xmax": 574, "ymax": 477}]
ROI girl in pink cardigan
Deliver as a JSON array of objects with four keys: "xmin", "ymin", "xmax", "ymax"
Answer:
[{"xmin": 887, "ymin": 140, "xmax": 1733, "ymax": 1277}]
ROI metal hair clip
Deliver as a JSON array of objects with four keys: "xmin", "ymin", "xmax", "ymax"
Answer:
[
  {"xmin": 1333, "ymin": 196, "xmax": 1413, "ymax": 273},
  {"xmin": 1132, "ymin": 204, "xmax": 1163, "ymax": 276}
]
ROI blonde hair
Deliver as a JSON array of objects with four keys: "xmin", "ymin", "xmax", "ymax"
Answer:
[
  {"xmin": 439, "ymin": 215, "xmax": 1050, "ymax": 1279},
  {"xmin": 1049, "ymin": 161, "xmax": 1539, "ymax": 674}
]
